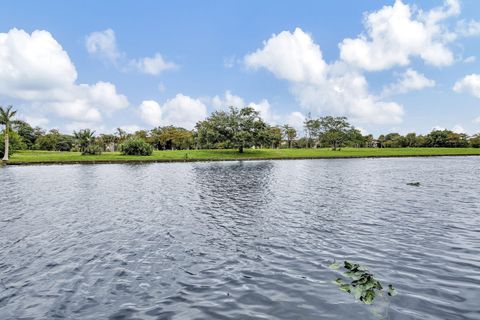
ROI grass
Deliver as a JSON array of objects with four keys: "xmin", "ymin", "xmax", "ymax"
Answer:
[{"xmin": 5, "ymin": 148, "xmax": 480, "ymax": 165}]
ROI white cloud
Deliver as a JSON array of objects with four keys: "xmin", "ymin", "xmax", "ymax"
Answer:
[
  {"xmin": 245, "ymin": 28, "xmax": 326, "ymax": 84},
  {"xmin": 85, "ymin": 29, "xmax": 121, "ymax": 63},
  {"xmin": 22, "ymin": 115, "xmax": 49, "ymax": 127},
  {"xmin": 463, "ymin": 56, "xmax": 476, "ymax": 63},
  {"xmin": 0, "ymin": 28, "xmax": 128, "ymax": 122},
  {"xmin": 432, "ymin": 125, "xmax": 446, "ymax": 131},
  {"xmin": 285, "ymin": 111, "xmax": 305, "ymax": 131},
  {"xmin": 86, "ymin": 29, "xmax": 176, "ymax": 75},
  {"xmin": 383, "ymin": 68, "xmax": 435, "ymax": 95},
  {"xmin": 0, "ymin": 28, "xmax": 77, "ymax": 99},
  {"xmin": 131, "ymin": 53, "xmax": 177, "ymax": 75},
  {"xmin": 248, "ymin": 99, "xmax": 278, "ymax": 124},
  {"xmin": 245, "ymin": 28, "xmax": 404, "ymax": 124},
  {"xmin": 473, "ymin": 117, "xmax": 480, "ymax": 124},
  {"xmin": 64, "ymin": 121, "xmax": 107, "ymax": 134},
  {"xmin": 139, "ymin": 94, "xmax": 207, "ymax": 129},
  {"xmin": 119, "ymin": 124, "xmax": 144, "ymax": 134},
  {"xmin": 339, "ymin": 0, "xmax": 459, "ymax": 71},
  {"xmin": 453, "ymin": 74, "xmax": 480, "ymax": 98},
  {"xmin": 211, "ymin": 91, "xmax": 245, "ymax": 109},
  {"xmin": 452, "ymin": 124, "xmax": 466, "ymax": 134},
  {"xmin": 139, "ymin": 100, "xmax": 163, "ymax": 127},
  {"xmin": 456, "ymin": 19, "xmax": 480, "ymax": 37},
  {"xmin": 85, "ymin": 82, "xmax": 129, "ymax": 114}
]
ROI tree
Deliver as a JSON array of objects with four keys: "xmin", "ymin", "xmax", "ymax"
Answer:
[
  {"xmin": 405, "ymin": 133, "xmax": 417, "ymax": 147},
  {"xmin": 470, "ymin": 134, "xmax": 480, "ymax": 148},
  {"xmin": 282, "ymin": 125, "xmax": 297, "ymax": 148},
  {"xmin": 13, "ymin": 120, "xmax": 36, "ymax": 149},
  {"xmin": 304, "ymin": 115, "xmax": 321, "ymax": 148},
  {"xmin": 73, "ymin": 129, "xmax": 96, "ymax": 153},
  {"xmin": 346, "ymin": 128, "xmax": 365, "ymax": 148},
  {"xmin": 98, "ymin": 134, "xmax": 117, "ymax": 151},
  {"xmin": 318, "ymin": 116, "xmax": 352, "ymax": 150},
  {"xmin": 195, "ymin": 106, "xmax": 268, "ymax": 153},
  {"xmin": 35, "ymin": 129, "xmax": 73, "ymax": 151},
  {"xmin": 426, "ymin": 130, "xmax": 450, "ymax": 147},
  {"xmin": 0, "ymin": 131, "xmax": 25, "ymax": 159},
  {"xmin": 0, "ymin": 105, "xmax": 18, "ymax": 161},
  {"xmin": 268, "ymin": 126, "xmax": 283, "ymax": 148},
  {"xmin": 150, "ymin": 126, "xmax": 193, "ymax": 150},
  {"xmin": 115, "ymin": 127, "xmax": 128, "ymax": 143}
]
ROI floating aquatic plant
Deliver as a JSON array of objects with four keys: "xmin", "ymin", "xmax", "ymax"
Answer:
[
  {"xmin": 406, "ymin": 182, "xmax": 421, "ymax": 186},
  {"xmin": 329, "ymin": 260, "xmax": 397, "ymax": 304}
]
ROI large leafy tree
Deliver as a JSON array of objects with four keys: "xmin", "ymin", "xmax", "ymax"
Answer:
[
  {"xmin": 35, "ymin": 129, "xmax": 74, "ymax": 151},
  {"xmin": 318, "ymin": 116, "xmax": 352, "ymax": 150},
  {"xmin": 13, "ymin": 120, "xmax": 36, "ymax": 149},
  {"xmin": 150, "ymin": 126, "xmax": 193, "ymax": 150},
  {"xmin": 195, "ymin": 106, "xmax": 268, "ymax": 153},
  {"xmin": 0, "ymin": 105, "xmax": 18, "ymax": 161}
]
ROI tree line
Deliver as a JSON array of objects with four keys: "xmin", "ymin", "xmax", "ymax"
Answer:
[{"xmin": 2, "ymin": 105, "xmax": 480, "ymax": 159}]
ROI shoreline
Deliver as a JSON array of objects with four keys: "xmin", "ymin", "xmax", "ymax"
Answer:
[{"xmin": 4, "ymin": 153, "xmax": 480, "ymax": 166}]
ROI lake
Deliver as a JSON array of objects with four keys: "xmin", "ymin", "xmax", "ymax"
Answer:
[{"xmin": 1, "ymin": 157, "xmax": 479, "ymax": 319}]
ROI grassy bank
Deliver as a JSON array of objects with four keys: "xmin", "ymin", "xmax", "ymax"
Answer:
[{"xmin": 5, "ymin": 148, "xmax": 480, "ymax": 165}]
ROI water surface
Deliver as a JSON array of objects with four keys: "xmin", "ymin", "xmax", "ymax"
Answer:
[{"xmin": 1, "ymin": 157, "xmax": 479, "ymax": 319}]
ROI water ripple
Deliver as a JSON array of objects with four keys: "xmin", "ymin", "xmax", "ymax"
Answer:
[{"xmin": 0, "ymin": 157, "xmax": 479, "ymax": 319}]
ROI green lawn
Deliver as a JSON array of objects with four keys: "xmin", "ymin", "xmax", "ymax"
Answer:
[{"xmin": 5, "ymin": 148, "xmax": 480, "ymax": 164}]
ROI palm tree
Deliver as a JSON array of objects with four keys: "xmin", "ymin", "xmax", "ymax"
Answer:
[
  {"xmin": 0, "ymin": 105, "xmax": 17, "ymax": 161},
  {"xmin": 282, "ymin": 124, "xmax": 297, "ymax": 148},
  {"xmin": 73, "ymin": 129, "xmax": 95, "ymax": 153}
]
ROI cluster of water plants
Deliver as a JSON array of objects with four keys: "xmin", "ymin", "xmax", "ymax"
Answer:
[{"xmin": 330, "ymin": 260, "xmax": 397, "ymax": 305}]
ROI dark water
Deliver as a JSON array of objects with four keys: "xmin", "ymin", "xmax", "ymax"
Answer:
[{"xmin": 1, "ymin": 158, "xmax": 479, "ymax": 320}]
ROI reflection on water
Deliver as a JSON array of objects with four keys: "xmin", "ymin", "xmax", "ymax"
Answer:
[{"xmin": 0, "ymin": 157, "xmax": 479, "ymax": 319}]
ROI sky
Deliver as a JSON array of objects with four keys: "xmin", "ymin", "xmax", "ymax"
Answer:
[{"xmin": 0, "ymin": 0, "xmax": 480, "ymax": 136}]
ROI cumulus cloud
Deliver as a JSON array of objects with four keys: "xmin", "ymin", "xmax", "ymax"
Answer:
[
  {"xmin": 211, "ymin": 91, "xmax": 245, "ymax": 109},
  {"xmin": 130, "ymin": 53, "xmax": 177, "ymax": 75},
  {"xmin": 453, "ymin": 74, "xmax": 480, "ymax": 98},
  {"xmin": 86, "ymin": 29, "xmax": 176, "ymax": 75},
  {"xmin": 138, "ymin": 100, "xmax": 163, "ymax": 127},
  {"xmin": 383, "ymin": 69, "xmax": 435, "ymax": 96},
  {"xmin": 245, "ymin": 28, "xmax": 326, "ymax": 84},
  {"xmin": 85, "ymin": 28, "xmax": 121, "ymax": 63},
  {"xmin": 339, "ymin": 0, "xmax": 459, "ymax": 71},
  {"xmin": 139, "ymin": 94, "xmax": 208, "ymax": 129},
  {"xmin": 0, "ymin": 28, "xmax": 128, "ymax": 122},
  {"xmin": 463, "ymin": 56, "xmax": 476, "ymax": 63},
  {"xmin": 245, "ymin": 28, "xmax": 404, "ymax": 124}
]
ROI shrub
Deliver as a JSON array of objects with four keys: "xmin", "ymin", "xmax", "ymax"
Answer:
[
  {"xmin": 120, "ymin": 138, "xmax": 153, "ymax": 156},
  {"xmin": 0, "ymin": 131, "xmax": 26, "ymax": 158},
  {"xmin": 82, "ymin": 144, "xmax": 102, "ymax": 155}
]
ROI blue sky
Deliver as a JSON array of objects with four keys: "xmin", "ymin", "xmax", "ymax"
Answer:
[{"xmin": 0, "ymin": 0, "xmax": 479, "ymax": 136}]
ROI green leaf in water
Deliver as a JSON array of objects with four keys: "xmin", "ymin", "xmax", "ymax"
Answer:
[
  {"xmin": 331, "ymin": 260, "xmax": 397, "ymax": 305},
  {"xmin": 329, "ymin": 262, "xmax": 341, "ymax": 270},
  {"xmin": 388, "ymin": 284, "xmax": 397, "ymax": 296}
]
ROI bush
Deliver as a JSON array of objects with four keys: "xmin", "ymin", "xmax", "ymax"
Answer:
[
  {"xmin": 120, "ymin": 138, "xmax": 153, "ymax": 156},
  {"xmin": 82, "ymin": 144, "xmax": 102, "ymax": 155},
  {"xmin": 0, "ymin": 132, "xmax": 26, "ymax": 158}
]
